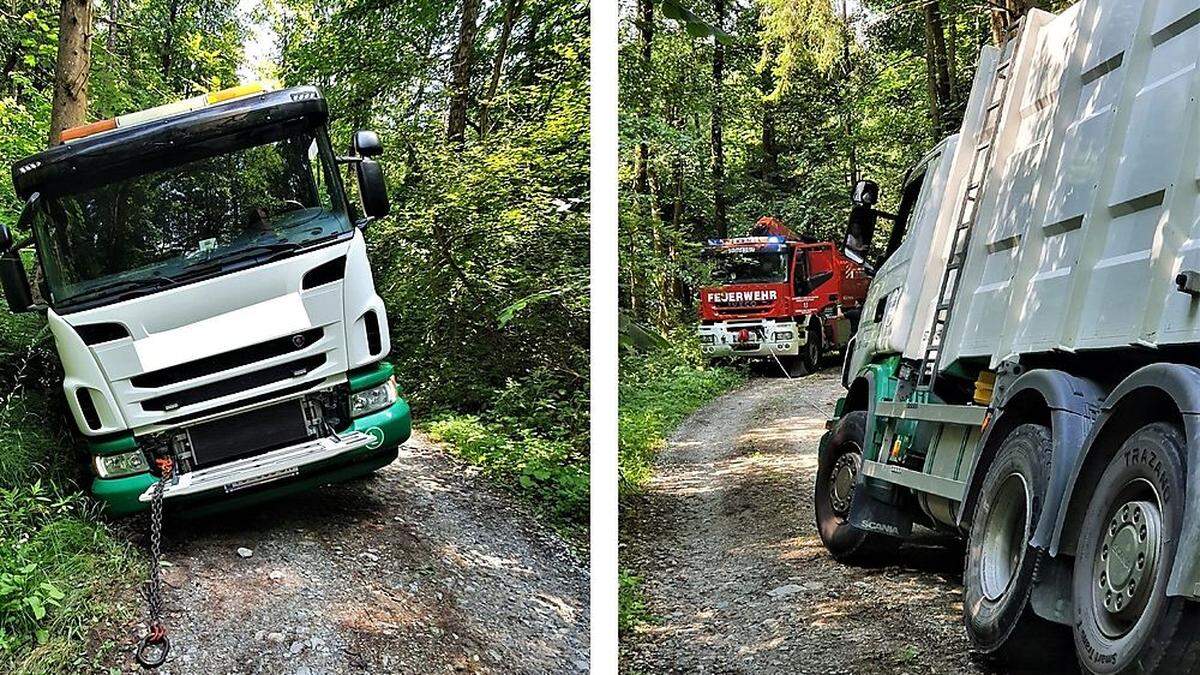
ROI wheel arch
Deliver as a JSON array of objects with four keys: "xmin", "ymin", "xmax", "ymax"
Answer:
[
  {"xmin": 1048, "ymin": 363, "xmax": 1200, "ymax": 598},
  {"xmin": 956, "ymin": 369, "xmax": 1104, "ymax": 550}
]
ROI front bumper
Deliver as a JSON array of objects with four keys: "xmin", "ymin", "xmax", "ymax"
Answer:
[
  {"xmin": 92, "ymin": 396, "xmax": 411, "ymax": 516},
  {"xmin": 699, "ymin": 320, "xmax": 803, "ymax": 358}
]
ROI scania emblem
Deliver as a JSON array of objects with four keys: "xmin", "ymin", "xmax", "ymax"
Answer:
[{"xmin": 292, "ymin": 334, "xmax": 306, "ymax": 348}]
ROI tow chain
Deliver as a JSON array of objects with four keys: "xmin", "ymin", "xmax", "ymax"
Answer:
[{"xmin": 136, "ymin": 457, "xmax": 173, "ymax": 669}]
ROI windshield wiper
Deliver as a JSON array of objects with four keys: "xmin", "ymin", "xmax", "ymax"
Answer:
[
  {"xmin": 66, "ymin": 275, "xmax": 178, "ymax": 304},
  {"xmin": 174, "ymin": 241, "xmax": 304, "ymax": 280}
]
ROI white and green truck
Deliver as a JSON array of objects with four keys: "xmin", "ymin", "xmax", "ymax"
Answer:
[
  {"xmin": 818, "ymin": 1, "xmax": 1200, "ymax": 672},
  {"xmin": 3, "ymin": 84, "xmax": 411, "ymax": 517}
]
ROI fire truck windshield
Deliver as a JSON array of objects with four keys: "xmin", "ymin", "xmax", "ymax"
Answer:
[{"xmin": 711, "ymin": 250, "xmax": 788, "ymax": 284}]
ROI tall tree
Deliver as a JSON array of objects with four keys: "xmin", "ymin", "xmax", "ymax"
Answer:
[
  {"xmin": 49, "ymin": 0, "xmax": 94, "ymax": 145},
  {"xmin": 634, "ymin": 0, "xmax": 654, "ymax": 195},
  {"xmin": 479, "ymin": 0, "xmax": 522, "ymax": 139},
  {"xmin": 710, "ymin": 0, "xmax": 727, "ymax": 237},
  {"xmin": 447, "ymin": 0, "xmax": 483, "ymax": 144}
]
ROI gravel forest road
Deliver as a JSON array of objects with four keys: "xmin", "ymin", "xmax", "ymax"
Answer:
[
  {"xmin": 105, "ymin": 432, "xmax": 589, "ymax": 675},
  {"xmin": 620, "ymin": 370, "xmax": 1075, "ymax": 674}
]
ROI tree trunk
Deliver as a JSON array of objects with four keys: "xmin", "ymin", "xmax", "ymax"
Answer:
[
  {"xmin": 840, "ymin": 0, "xmax": 858, "ymax": 189},
  {"xmin": 106, "ymin": 0, "xmax": 121, "ymax": 52},
  {"xmin": 49, "ymin": 0, "xmax": 94, "ymax": 146},
  {"xmin": 760, "ymin": 69, "xmax": 779, "ymax": 189},
  {"xmin": 160, "ymin": 0, "xmax": 180, "ymax": 84},
  {"xmin": 710, "ymin": 0, "xmax": 727, "ymax": 238},
  {"xmin": 635, "ymin": 0, "xmax": 654, "ymax": 195},
  {"xmin": 447, "ymin": 0, "xmax": 483, "ymax": 144},
  {"xmin": 929, "ymin": 2, "xmax": 952, "ymax": 132},
  {"xmin": 479, "ymin": 0, "xmax": 521, "ymax": 140},
  {"xmin": 922, "ymin": 0, "xmax": 953, "ymax": 132}
]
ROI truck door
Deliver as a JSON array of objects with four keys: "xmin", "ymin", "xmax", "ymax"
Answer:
[{"xmin": 792, "ymin": 248, "xmax": 811, "ymax": 297}]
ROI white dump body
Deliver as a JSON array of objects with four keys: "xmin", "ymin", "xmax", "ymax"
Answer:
[{"xmin": 906, "ymin": 0, "xmax": 1200, "ymax": 370}]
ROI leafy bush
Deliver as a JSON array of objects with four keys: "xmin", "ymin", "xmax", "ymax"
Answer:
[
  {"xmin": 0, "ymin": 482, "xmax": 135, "ymax": 674},
  {"xmin": 427, "ymin": 415, "xmax": 588, "ymax": 531},
  {"xmin": 619, "ymin": 336, "xmax": 745, "ymax": 490}
]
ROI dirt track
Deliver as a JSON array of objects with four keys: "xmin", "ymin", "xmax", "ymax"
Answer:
[
  {"xmin": 104, "ymin": 432, "xmax": 589, "ymax": 674},
  {"xmin": 620, "ymin": 370, "xmax": 1075, "ymax": 674}
]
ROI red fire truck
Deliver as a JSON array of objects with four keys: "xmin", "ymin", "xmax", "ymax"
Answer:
[{"xmin": 698, "ymin": 217, "xmax": 870, "ymax": 375}]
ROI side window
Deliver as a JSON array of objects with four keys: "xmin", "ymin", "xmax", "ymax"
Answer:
[
  {"xmin": 792, "ymin": 251, "xmax": 810, "ymax": 295},
  {"xmin": 877, "ymin": 154, "xmax": 940, "ymax": 268}
]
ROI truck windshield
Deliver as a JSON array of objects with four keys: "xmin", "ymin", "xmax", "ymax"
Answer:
[
  {"xmin": 29, "ymin": 130, "xmax": 348, "ymax": 309},
  {"xmin": 712, "ymin": 250, "xmax": 788, "ymax": 284}
]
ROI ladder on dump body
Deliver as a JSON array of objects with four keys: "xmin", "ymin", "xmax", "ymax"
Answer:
[{"xmin": 914, "ymin": 19, "xmax": 1026, "ymax": 395}]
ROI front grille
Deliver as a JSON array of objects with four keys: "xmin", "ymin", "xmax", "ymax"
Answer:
[
  {"xmin": 132, "ymin": 328, "xmax": 324, "ymax": 388},
  {"xmin": 187, "ymin": 399, "xmax": 313, "ymax": 468},
  {"xmin": 715, "ymin": 306, "xmax": 774, "ymax": 318},
  {"xmin": 141, "ymin": 354, "xmax": 327, "ymax": 411}
]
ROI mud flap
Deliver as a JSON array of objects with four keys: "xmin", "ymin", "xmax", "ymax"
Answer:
[{"xmin": 847, "ymin": 476, "xmax": 913, "ymax": 540}]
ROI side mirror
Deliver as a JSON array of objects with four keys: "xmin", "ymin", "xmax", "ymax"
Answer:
[
  {"xmin": 355, "ymin": 159, "xmax": 390, "ymax": 220},
  {"xmin": 352, "ymin": 130, "xmax": 383, "ymax": 158},
  {"xmin": 844, "ymin": 204, "xmax": 878, "ymax": 265},
  {"xmin": 0, "ymin": 251, "xmax": 34, "ymax": 313},
  {"xmin": 852, "ymin": 179, "xmax": 879, "ymax": 206}
]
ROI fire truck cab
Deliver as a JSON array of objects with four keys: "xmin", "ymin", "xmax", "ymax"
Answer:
[{"xmin": 698, "ymin": 218, "xmax": 870, "ymax": 375}]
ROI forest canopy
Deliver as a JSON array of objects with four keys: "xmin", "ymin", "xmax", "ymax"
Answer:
[{"xmin": 618, "ymin": 0, "xmax": 1070, "ymax": 331}]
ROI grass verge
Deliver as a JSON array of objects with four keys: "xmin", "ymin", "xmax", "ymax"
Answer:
[
  {"xmin": 617, "ymin": 338, "xmax": 745, "ymax": 636},
  {"xmin": 425, "ymin": 415, "xmax": 588, "ymax": 539},
  {"xmin": 0, "ymin": 315, "xmax": 139, "ymax": 674}
]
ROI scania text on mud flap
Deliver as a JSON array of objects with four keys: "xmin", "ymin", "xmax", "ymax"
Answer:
[
  {"xmin": 817, "ymin": 6, "xmax": 1200, "ymax": 673},
  {"xmin": 2, "ymin": 83, "xmax": 413, "ymax": 516},
  {"xmin": 697, "ymin": 216, "xmax": 870, "ymax": 376}
]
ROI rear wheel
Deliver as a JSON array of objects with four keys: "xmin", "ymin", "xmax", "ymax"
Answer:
[
  {"xmin": 963, "ymin": 424, "xmax": 1069, "ymax": 664},
  {"xmin": 814, "ymin": 411, "xmax": 898, "ymax": 564},
  {"xmin": 1071, "ymin": 422, "xmax": 1200, "ymax": 674}
]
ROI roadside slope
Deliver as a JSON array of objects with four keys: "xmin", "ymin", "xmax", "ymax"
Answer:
[
  {"xmin": 621, "ymin": 372, "xmax": 1049, "ymax": 673},
  {"xmin": 105, "ymin": 432, "xmax": 588, "ymax": 674}
]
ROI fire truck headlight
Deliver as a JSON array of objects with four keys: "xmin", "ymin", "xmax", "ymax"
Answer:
[
  {"xmin": 351, "ymin": 378, "xmax": 398, "ymax": 417},
  {"xmin": 773, "ymin": 331, "xmax": 794, "ymax": 341},
  {"xmin": 93, "ymin": 450, "xmax": 150, "ymax": 479},
  {"xmin": 699, "ymin": 334, "xmax": 715, "ymax": 344}
]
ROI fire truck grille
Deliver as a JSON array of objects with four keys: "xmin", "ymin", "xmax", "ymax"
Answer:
[
  {"xmin": 141, "ymin": 355, "xmax": 327, "ymax": 412},
  {"xmin": 714, "ymin": 304, "xmax": 773, "ymax": 318}
]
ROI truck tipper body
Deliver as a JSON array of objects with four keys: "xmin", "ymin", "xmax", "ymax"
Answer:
[
  {"xmin": 3, "ymin": 84, "xmax": 411, "ymax": 516},
  {"xmin": 698, "ymin": 218, "xmax": 869, "ymax": 374},
  {"xmin": 818, "ymin": 2, "xmax": 1200, "ymax": 672}
]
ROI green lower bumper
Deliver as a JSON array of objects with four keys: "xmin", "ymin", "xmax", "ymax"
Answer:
[{"xmin": 91, "ymin": 397, "xmax": 412, "ymax": 517}]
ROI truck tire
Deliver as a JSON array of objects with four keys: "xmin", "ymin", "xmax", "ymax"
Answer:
[
  {"xmin": 1070, "ymin": 422, "xmax": 1200, "ymax": 674},
  {"xmin": 963, "ymin": 423, "xmax": 1068, "ymax": 665},
  {"xmin": 798, "ymin": 324, "xmax": 822, "ymax": 375},
  {"xmin": 814, "ymin": 411, "xmax": 898, "ymax": 563}
]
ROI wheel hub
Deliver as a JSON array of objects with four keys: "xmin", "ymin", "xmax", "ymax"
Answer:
[
  {"xmin": 829, "ymin": 453, "xmax": 860, "ymax": 516},
  {"xmin": 1097, "ymin": 500, "xmax": 1160, "ymax": 626}
]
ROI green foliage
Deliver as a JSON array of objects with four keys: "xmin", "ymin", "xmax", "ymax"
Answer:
[
  {"xmin": 619, "ymin": 0, "xmax": 999, "ymax": 333},
  {"xmin": 618, "ymin": 570, "xmax": 656, "ymax": 635},
  {"xmin": 278, "ymin": 0, "xmax": 591, "ymax": 495},
  {"xmin": 618, "ymin": 335, "xmax": 744, "ymax": 489},
  {"xmin": 427, "ymin": 415, "xmax": 588, "ymax": 530}
]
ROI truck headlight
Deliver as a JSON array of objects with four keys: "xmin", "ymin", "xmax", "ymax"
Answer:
[
  {"xmin": 699, "ymin": 334, "xmax": 715, "ymax": 344},
  {"xmin": 93, "ymin": 450, "xmax": 150, "ymax": 479},
  {"xmin": 773, "ymin": 331, "xmax": 794, "ymax": 341},
  {"xmin": 351, "ymin": 377, "xmax": 398, "ymax": 417}
]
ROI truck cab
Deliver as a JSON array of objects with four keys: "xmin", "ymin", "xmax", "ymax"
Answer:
[
  {"xmin": 3, "ymin": 84, "xmax": 412, "ymax": 515},
  {"xmin": 846, "ymin": 135, "xmax": 962, "ymax": 382}
]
